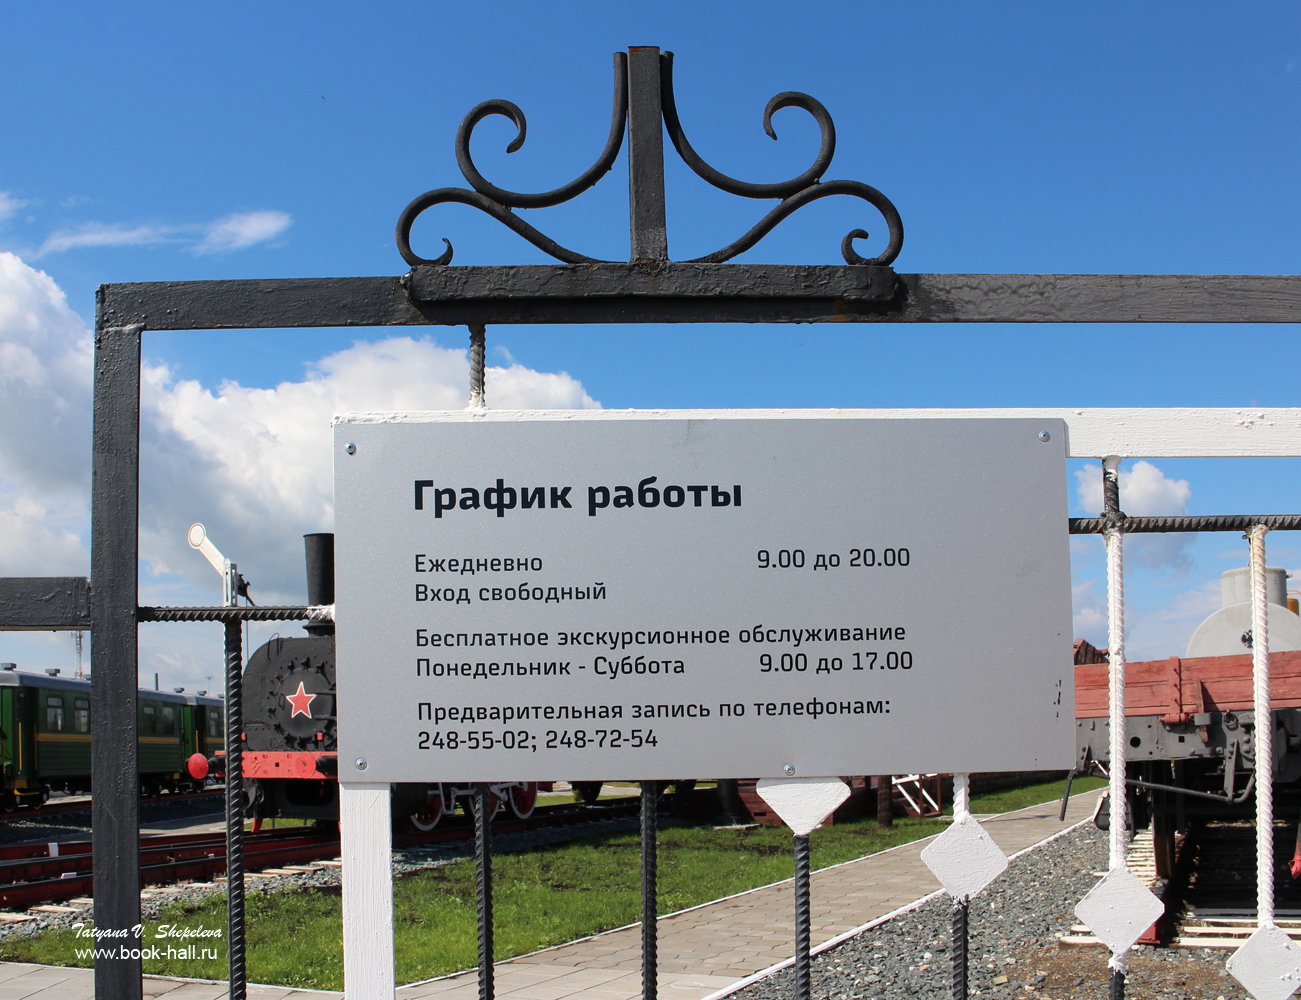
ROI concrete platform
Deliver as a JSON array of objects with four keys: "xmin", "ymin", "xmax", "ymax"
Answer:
[{"xmin": 0, "ymin": 788, "xmax": 1104, "ymax": 1000}]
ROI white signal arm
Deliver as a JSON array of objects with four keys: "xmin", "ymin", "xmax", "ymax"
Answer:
[{"xmin": 188, "ymin": 523, "xmax": 240, "ymax": 607}]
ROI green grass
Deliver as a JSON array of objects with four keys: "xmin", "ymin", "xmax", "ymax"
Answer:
[
  {"xmin": 0, "ymin": 778, "xmax": 1108, "ymax": 990},
  {"xmin": 962, "ymin": 774, "xmax": 1107, "ymax": 816},
  {"xmin": 0, "ymin": 815, "xmax": 944, "ymax": 990}
]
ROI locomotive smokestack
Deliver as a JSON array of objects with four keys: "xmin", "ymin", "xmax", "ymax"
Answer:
[{"xmin": 304, "ymin": 533, "xmax": 335, "ymax": 635}]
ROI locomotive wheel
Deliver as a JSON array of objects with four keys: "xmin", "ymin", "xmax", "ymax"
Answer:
[
  {"xmin": 573, "ymin": 781, "xmax": 602, "ymax": 806},
  {"xmin": 410, "ymin": 788, "xmax": 445, "ymax": 832},
  {"xmin": 508, "ymin": 782, "xmax": 538, "ymax": 819},
  {"xmin": 1, "ymin": 793, "xmax": 15, "ymax": 813}
]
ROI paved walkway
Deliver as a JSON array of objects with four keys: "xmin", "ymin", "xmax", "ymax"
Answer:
[{"xmin": 0, "ymin": 789, "xmax": 1104, "ymax": 1000}]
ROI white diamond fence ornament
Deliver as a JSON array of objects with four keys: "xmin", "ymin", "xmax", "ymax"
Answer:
[
  {"xmin": 920, "ymin": 815, "xmax": 1008, "ymax": 899},
  {"xmin": 754, "ymin": 777, "xmax": 851, "ymax": 836},
  {"xmin": 1074, "ymin": 868, "xmax": 1165, "ymax": 956},
  {"xmin": 1227, "ymin": 925, "xmax": 1301, "ymax": 1000}
]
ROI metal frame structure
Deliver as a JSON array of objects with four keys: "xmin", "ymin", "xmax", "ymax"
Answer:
[{"xmin": 1, "ymin": 45, "xmax": 1300, "ymax": 1000}]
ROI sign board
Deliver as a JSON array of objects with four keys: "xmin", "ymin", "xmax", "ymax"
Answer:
[{"xmin": 335, "ymin": 411, "xmax": 1074, "ymax": 782}]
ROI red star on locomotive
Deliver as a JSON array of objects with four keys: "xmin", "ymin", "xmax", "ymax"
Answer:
[{"xmin": 285, "ymin": 681, "xmax": 316, "ymax": 719}]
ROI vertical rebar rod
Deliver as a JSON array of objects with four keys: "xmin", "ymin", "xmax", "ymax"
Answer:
[
  {"xmin": 468, "ymin": 324, "xmax": 486, "ymax": 409},
  {"xmin": 475, "ymin": 783, "xmax": 494, "ymax": 1000},
  {"xmin": 951, "ymin": 773, "xmax": 970, "ymax": 1000},
  {"xmin": 641, "ymin": 781, "xmax": 658, "ymax": 1000},
  {"xmin": 1249, "ymin": 525, "xmax": 1274, "ymax": 929},
  {"xmin": 223, "ymin": 619, "xmax": 246, "ymax": 1000},
  {"xmin": 1102, "ymin": 456, "xmax": 1127, "ymax": 999},
  {"xmin": 951, "ymin": 898, "xmax": 969, "ymax": 1000},
  {"xmin": 794, "ymin": 833, "xmax": 812, "ymax": 1000}
]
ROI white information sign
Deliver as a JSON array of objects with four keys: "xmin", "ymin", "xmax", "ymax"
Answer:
[{"xmin": 334, "ymin": 411, "xmax": 1074, "ymax": 782}]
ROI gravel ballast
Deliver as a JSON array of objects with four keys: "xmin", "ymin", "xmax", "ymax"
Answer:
[{"xmin": 733, "ymin": 823, "xmax": 1247, "ymax": 1000}]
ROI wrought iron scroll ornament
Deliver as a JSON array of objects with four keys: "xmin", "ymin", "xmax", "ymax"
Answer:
[{"xmin": 396, "ymin": 50, "xmax": 903, "ymax": 268}]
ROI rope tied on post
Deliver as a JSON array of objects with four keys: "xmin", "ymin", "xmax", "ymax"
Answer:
[
  {"xmin": 1102, "ymin": 456, "xmax": 1129, "ymax": 986},
  {"xmin": 1249, "ymin": 524, "xmax": 1274, "ymax": 929}
]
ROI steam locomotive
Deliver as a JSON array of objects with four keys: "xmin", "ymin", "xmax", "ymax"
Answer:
[{"xmin": 218, "ymin": 534, "xmax": 537, "ymax": 830}]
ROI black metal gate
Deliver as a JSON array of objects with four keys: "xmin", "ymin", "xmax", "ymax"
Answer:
[{"xmin": 1, "ymin": 45, "xmax": 1299, "ymax": 1000}]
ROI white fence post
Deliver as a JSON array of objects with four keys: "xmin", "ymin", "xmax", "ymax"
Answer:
[
  {"xmin": 341, "ymin": 781, "xmax": 396, "ymax": 1000},
  {"xmin": 1249, "ymin": 525, "xmax": 1275, "ymax": 930}
]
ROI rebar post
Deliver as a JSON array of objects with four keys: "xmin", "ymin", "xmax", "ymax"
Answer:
[
  {"xmin": 468, "ymin": 324, "xmax": 486, "ymax": 409},
  {"xmin": 794, "ymin": 833, "xmax": 812, "ymax": 1000},
  {"xmin": 1103, "ymin": 456, "xmax": 1127, "ymax": 999},
  {"xmin": 951, "ymin": 773, "xmax": 970, "ymax": 1000},
  {"xmin": 641, "ymin": 781, "xmax": 658, "ymax": 1000},
  {"xmin": 224, "ymin": 619, "xmax": 246, "ymax": 1000},
  {"xmin": 1248, "ymin": 522, "xmax": 1276, "ymax": 940},
  {"xmin": 475, "ymin": 783, "xmax": 494, "ymax": 1000},
  {"xmin": 951, "ymin": 897, "xmax": 969, "ymax": 1000}
]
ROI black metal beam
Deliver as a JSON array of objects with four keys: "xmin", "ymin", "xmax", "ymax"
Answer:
[
  {"xmin": 0, "ymin": 577, "xmax": 90, "ymax": 631},
  {"xmin": 898, "ymin": 273, "xmax": 1301, "ymax": 324},
  {"xmin": 91, "ymin": 323, "xmax": 142, "ymax": 1000},
  {"xmin": 97, "ymin": 271, "xmax": 1301, "ymax": 330},
  {"xmin": 1070, "ymin": 514, "xmax": 1301, "ymax": 534},
  {"xmin": 627, "ymin": 47, "xmax": 668, "ymax": 262}
]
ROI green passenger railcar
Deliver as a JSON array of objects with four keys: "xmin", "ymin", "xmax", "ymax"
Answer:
[{"xmin": 0, "ymin": 666, "xmax": 224, "ymax": 809}]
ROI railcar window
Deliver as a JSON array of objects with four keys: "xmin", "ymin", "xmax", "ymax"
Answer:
[
  {"xmin": 46, "ymin": 696, "xmax": 64, "ymax": 732},
  {"xmin": 207, "ymin": 710, "xmax": 222, "ymax": 740},
  {"xmin": 73, "ymin": 698, "xmax": 89, "ymax": 733},
  {"xmin": 159, "ymin": 705, "xmax": 176, "ymax": 736},
  {"xmin": 141, "ymin": 705, "xmax": 156, "ymax": 736}
]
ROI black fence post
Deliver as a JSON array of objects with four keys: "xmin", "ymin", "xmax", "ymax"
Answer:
[
  {"xmin": 90, "ymin": 321, "xmax": 143, "ymax": 1000},
  {"xmin": 224, "ymin": 619, "xmax": 246, "ymax": 1000},
  {"xmin": 475, "ymin": 783, "xmax": 495, "ymax": 1000},
  {"xmin": 793, "ymin": 833, "xmax": 812, "ymax": 1000},
  {"xmin": 951, "ymin": 896, "xmax": 968, "ymax": 1000},
  {"xmin": 641, "ymin": 781, "xmax": 658, "ymax": 1000}
]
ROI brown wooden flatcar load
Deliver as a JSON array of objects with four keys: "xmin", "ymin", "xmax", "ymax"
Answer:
[{"xmin": 1076, "ymin": 649, "xmax": 1301, "ymax": 722}]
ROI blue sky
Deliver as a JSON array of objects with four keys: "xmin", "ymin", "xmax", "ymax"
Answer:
[{"xmin": 0, "ymin": 4, "xmax": 1298, "ymax": 689}]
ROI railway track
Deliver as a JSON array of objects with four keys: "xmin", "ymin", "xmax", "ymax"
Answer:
[
  {"xmin": 1063, "ymin": 817, "xmax": 1301, "ymax": 949},
  {"xmin": 0, "ymin": 795, "xmax": 642, "ymax": 914},
  {"xmin": 1, "ymin": 787, "xmax": 225, "ymax": 823}
]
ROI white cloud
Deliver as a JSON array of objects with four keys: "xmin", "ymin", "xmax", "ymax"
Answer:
[
  {"xmin": 37, "ymin": 223, "xmax": 174, "ymax": 256},
  {"xmin": 1072, "ymin": 576, "xmax": 1108, "ymax": 646},
  {"xmin": 138, "ymin": 337, "xmax": 598, "ymax": 601},
  {"xmin": 0, "ymin": 253, "xmax": 93, "ymax": 498},
  {"xmin": 0, "ymin": 494, "xmax": 87, "ymax": 576},
  {"xmin": 35, "ymin": 211, "xmax": 293, "ymax": 257},
  {"xmin": 0, "ymin": 251, "xmax": 600, "ymax": 629},
  {"xmin": 1075, "ymin": 459, "xmax": 1191, "ymax": 516},
  {"xmin": 193, "ymin": 211, "xmax": 291, "ymax": 254},
  {"xmin": 1125, "ymin": 579, "xmax": 1222, "ymax": 660},
  {"xmin": 1075, "ymin": 460, "xmax": 1195, "ymax": 571},
  {"xmin": 0, "ymin": 192, "xmax": 26, "ymax": 224}
]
